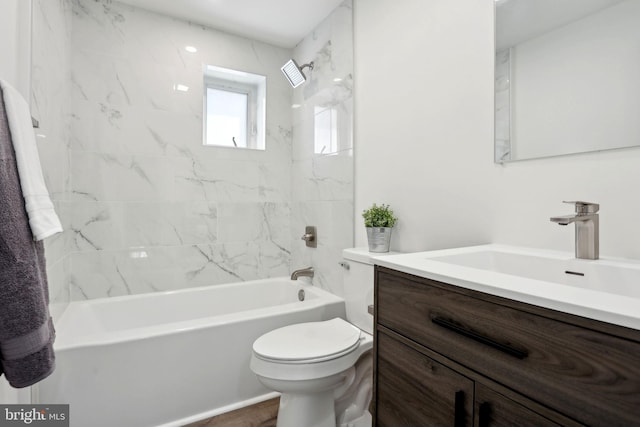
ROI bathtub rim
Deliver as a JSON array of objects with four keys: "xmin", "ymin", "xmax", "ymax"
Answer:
[{"xmin": 54, "ymin": 278, "xmax": 344, "ymax": 351}]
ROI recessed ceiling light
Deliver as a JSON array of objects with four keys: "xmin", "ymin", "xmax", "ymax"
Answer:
[
  {"xmin": 291, "ymin": 104, "xmax": 302, "ymax": 109},
  {"xmin": 174, "ymin": 84, "xmax": 189, "ymax": 92},
  {"xmin": 333, "ymin": 78, "xmax": 343, "ymax": 82},
  {"xmin": 185, "ymin": 46, "xmax": 197, "ymax": 53}
]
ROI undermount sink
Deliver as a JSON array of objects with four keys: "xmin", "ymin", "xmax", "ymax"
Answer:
[{"xmin": 373, "ymin": 244, "xmax": 640, "ymax": 330}]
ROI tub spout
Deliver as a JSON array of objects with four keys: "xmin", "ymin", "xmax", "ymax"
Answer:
[{"xmin": 291, "ymin": 267, "xmax": 314, "ymax": 280}]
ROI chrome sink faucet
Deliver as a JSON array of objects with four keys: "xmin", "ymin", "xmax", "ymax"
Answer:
[
  {"xmin": 291, "ymin": 267, "xmax": 314, "ymax": 280},
  {"xmin": 550, "ymin": 201, "xmax": 599, "ymax": 260}
]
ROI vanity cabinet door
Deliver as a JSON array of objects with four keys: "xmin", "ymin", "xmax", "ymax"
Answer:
[
  {"xmin": 376, "ymin": 331, "xmax": 474, "ymax": 427},
  {"xmin": 474, "ymin": 383, "xmax": 566, "ymax": 427}
]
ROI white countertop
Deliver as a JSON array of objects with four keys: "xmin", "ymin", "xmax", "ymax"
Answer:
[{"xmin": 372, "ymin": 244, "xmax": 640, "ymax": 331}]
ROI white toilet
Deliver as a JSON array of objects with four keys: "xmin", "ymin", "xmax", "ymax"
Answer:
[{"xmin": 250, "ymin": 248, "xmax": 381, "ymax": 427}]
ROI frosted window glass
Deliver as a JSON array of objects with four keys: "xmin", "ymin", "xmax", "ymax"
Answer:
[{"xmin": 205, "ymin": 88, "xmax": 248, "ymax": 148}]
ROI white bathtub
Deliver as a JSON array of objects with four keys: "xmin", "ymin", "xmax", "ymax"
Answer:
[{"xmin": 35, "ymin": 278, "xmax": 346, "ymax": 427}]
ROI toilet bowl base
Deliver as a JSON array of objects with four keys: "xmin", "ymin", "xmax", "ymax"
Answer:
[
  {"xmin": 256, "ymin": 372, "xmax": 347, "ymax": 427},
  {"xmin": 277, "ymin": 390, "xmax": 336, "ymax": 427}
]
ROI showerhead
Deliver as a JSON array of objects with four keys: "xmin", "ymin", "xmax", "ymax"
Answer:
[{"xmin": 281, "ymin": 59, "xmax": 314, "ymax": 88}]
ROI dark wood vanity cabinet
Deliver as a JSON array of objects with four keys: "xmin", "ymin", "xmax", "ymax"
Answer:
[
  {"xmin": 473, "ymin": 383, "xmax": 563, "ymax": 427},
  {"xmin": 373, "ymin": 266, "xmax": 640, "ymax": 427},
  {"xmin": 377, "ymin": 332, "xmax": 473, "ymax": 426}
]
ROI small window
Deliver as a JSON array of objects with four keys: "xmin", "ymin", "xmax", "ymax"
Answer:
[{"xmin": 203, "ymin": 65, "xmax": 266, "ymax": 150}]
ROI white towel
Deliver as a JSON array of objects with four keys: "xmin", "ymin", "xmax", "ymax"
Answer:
[{"xmin": 0, "ymin": 80, "xmax": 62, "ymax": 241}]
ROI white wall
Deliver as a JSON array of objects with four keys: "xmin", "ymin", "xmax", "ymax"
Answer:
[
  {"xmin": 354, "ymin": 0, "xmax": 640, "ymax": 261},
  {"xmin": 354, "ymin": 0, "xmax": 495, "ymax": 252},
  {"xmin": 0, "ymin": 0, "xmax": 19, "ymax": 84},
  {"xmin": 0, "ymin": 0, "xmax": 32, "ymax": 99}
]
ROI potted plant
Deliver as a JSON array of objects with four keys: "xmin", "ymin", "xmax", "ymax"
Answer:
[{"xmin": 362, "ymin": 203, "xmax": 398, "ymax": 253}]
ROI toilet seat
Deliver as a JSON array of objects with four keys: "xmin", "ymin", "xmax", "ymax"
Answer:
[
  {"xmin": 253, "ymin": 318, "xmax": 362, "ymax": 364},
  {"xmin": 250, "ymin": 318, "xmax": 373, "ymax": 382}
]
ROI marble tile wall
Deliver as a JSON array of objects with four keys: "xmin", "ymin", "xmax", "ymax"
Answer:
[
  {"xmin": 34, "ymin": 0, "xmax": 355, "ymax": 301},
  {"xmin": 68, "ymin": 0, "xmax": 294, "ymax": 299},
  {"xmin": 495, "ymin": 49, "xmax": 511, "ymax": 162},
  {"xmin": 290, "ymin": 0, "xmax": 354, "ymax": 297},
  {"xmin": 31, "ymin": 0, "xmax": 73, "ymax": 319}
]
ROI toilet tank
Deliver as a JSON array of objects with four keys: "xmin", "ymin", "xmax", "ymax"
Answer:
[{"xmin": 342, "ymin": 248, "xmax": 398, "ymax": 335}]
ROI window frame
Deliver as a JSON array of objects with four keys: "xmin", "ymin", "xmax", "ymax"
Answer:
[{"xmin": 202, "ymin": 66, "xmax": 266, "ymax": 151}]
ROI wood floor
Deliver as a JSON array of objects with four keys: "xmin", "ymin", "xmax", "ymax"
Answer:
[{"xmin": 183, "ymin": 398, "xmax": 279, "ymax": 427}]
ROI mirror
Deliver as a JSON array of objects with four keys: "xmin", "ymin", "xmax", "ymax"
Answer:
[{"xmin": 495, "ymin": 0, "xmax": 640, "ymax": 163}]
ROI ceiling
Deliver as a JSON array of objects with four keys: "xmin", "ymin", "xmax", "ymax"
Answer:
[
  {"xmin": 117, "ymin": 0, "xmax": 345, "ymax": 48},
  {"xmin": 496, "ymin": 0, "xmax": 625, "ymax": 50}
]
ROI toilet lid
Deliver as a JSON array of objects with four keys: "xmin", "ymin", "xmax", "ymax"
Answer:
[{"xmin": 253, "ymin": 318, "xmax": 362, "ymax": 363}]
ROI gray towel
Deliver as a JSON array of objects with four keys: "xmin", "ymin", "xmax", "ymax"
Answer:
[{"xmin": 0, "ymin": 87, "xmax": 55, "ymax": 388}]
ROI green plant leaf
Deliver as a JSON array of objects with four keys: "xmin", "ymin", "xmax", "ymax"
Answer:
[{"xmin": 362, "ymin": 203, "xmax": 398, "ymax": 227}]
